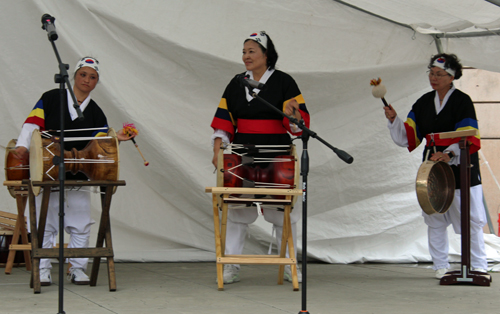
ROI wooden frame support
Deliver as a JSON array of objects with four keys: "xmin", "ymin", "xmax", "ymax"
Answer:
[
  {"xmin": 27, "ymin": 180, "xmax": 125, "ymax": 294},
  {"xmin": 206, "ymin": 187, "xmax": 302, "ymax": 291},
  {"xmin": 2, "ymin": 181, "xmax": 31, "ymax": 274}
]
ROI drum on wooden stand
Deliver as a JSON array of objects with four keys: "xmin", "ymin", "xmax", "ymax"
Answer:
[
  {"xmin": 4, "ymin": 139, "xmax": 30, "ymax": 198},
  {"xmin": 29, "ymin": 128, "xmax": 120, "ymax": 196}
]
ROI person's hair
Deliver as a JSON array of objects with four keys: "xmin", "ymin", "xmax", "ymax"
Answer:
[
  {"xmin": 428, "ymin": 53, "xmax": 462, "ymax": 80},
  {"xmin": 245, "ymin": 34, "xmax": 279, "ymax": 70}
]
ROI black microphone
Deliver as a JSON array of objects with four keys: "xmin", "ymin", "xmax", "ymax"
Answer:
[
  {"xmin": 336, "ymin": 149, "xmax": 354, "ymax": 164},
  {"xmin": 237, "ymin": 74, "xmax": 266, "ymax": 90},
  {"xmin": 41, "ymin": 14, "xmax": 58, "ymax": 41}
]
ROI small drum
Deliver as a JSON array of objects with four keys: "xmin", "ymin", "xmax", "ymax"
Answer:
[
  {"xmin": 217, "ymin": 144, "xmax": 300, "ymax": 203},
  {"xmin": 4, "ymin": 139, "xmax": 30, "ymax": 198},
  {"xmin": 416, "ymin": 160, "xmax": 455, "ymax": 215},
  {"xmin": 29, "ymin": 128, "xmax": 120, "ymax": 196}
]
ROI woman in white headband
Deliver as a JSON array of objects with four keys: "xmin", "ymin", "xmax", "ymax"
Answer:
[
  {"xmin": 210, "ymin": 31, "xmax": 311, "ymax": 285},
  {"xmin": 13, "ymin": 56, "xmax": 135, "ymax": 286},
  {"xmin": 382, "ymin": 53, "xmax": 487, "ymax": 279}
]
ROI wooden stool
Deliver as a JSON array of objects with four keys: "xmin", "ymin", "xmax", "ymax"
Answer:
[
  {"xmin": 28, "ymin": 180, "xmax": 125, "ymax": 294},
  {"xmin": 206, "ymin": 186, "xmax": 302, "ymax": 291},
  {"xmin": 1, "ymin": 181, "xmax": 31, "ymax": 274}
]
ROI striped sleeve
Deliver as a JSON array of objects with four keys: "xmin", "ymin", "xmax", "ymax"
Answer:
[
  {"xmin": 93, "ymin": 125, "xmax": 109, "ymax": 137},
  {"xmin": 282, "ymin": 94, "xmax": 310, "ymax": 135},
  {"xmin": 403, "ymin": 111, "xmax": 422, "ymax": 152},
  {"xmin": 455, "ymin": 117, "xmax": 480, "ymax": 154},
  {"xmin": 281, "ymin": 74, "xmax": 310, "ymax": 134},
  {"xmin": 24, "ymin": 99, "xmax": 45, "ymax": 130},
  {"xmin": 448, "ymin": 92, "xmax": 480, "ymax": 154},
  {"xmin": 210, "ymin": 97, "xmax": 236, "ymax": 141}
]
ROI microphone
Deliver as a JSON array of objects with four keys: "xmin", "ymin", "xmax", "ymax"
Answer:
[
  {"xmin": 41, "ymin": 14, "xmax": 58, "ymax": 41},
  {"xmin": 237, "ymin": 74, "xmax": 266, "ymax": 90},
  {"xmin": 336, "ymin": 149, "xmax": 354, "ymax": 164}
]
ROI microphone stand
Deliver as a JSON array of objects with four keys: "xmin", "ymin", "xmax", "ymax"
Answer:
[
  {"xmin": 42, "ymin": 14, "xmax": 84, "ymax": 314},
  {"xmin": 245, "ymin": 86, "xmax": 353, "ymax": 314}
]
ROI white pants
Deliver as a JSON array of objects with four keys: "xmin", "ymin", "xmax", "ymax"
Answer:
[
  {"xmin": 224, "ymin": 203, "xmax": 301, "ymax": 269},
  {"xmin": 35, "ymin": 188, "xmax": 94, "ymax": 271},
  {"xmin": 423, "ymin": 185, "xmax": 487, "ymax": 270}
]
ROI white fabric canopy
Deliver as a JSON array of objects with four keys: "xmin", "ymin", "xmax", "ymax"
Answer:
[{"xmin": 1, "ymin": 0, "xmax": 500, "ymax": 264}]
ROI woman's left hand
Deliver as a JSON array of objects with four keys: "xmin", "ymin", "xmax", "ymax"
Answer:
[
  {"xmin": 116, "ymin": 129, "xmax": 137, "ymax": 142},
  {"xmin": 285, "ymin": 99, "xmax": 302, "ymax": 121},
  {"xmin": 430, "ymin": 151, "xmax": 451, "ymax": 163}
]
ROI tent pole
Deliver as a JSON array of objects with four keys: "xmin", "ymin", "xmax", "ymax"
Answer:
[{"xmin": 432, "ymin": 35, "xmax": 444, "ymax": 54}]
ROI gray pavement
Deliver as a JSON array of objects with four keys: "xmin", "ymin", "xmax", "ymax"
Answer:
[{"xmin": 1, "ymin": 262, "xmax": 498, "ymax": 314}]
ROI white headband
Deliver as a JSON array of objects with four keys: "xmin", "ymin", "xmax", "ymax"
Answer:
[
  {"xmin": 74, "ymin": 57, "xmax": 100, "ymax": 76},
  {"xmin": 432, "ymin": 57, "xmax": 455, "ymax": 77},
  {"xmin": 247, "ymin": 31, "xmax": 268, "ymax": 49}
]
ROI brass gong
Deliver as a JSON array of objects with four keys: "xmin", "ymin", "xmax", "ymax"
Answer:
[{"xmin": 415, "ymin": 160, "xmax": 455, "ymax": 215}]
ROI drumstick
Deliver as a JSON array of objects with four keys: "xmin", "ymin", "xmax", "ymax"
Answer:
[
  {"xmin": 122, "ymin": 123, "xmax": 149, "ymax": 166},
  {"xmin": 370, "ymin": 77, "xmax": 389, "ymax": 107},
  {"xmin": 131, "ymin": 138, "xmax": 149, "ymax": 166}
]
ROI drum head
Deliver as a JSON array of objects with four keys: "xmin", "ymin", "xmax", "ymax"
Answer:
[
  {"xmin": 107, "ymin": 128, "xmax": 120, "ymax": 194},
  {"xmin": 416, "ymin": 160, "xmax": 455, "ymax": 215},
  {"xmin": 29, "ymin": 129, "xmax": 43, "ymax": 196},
  {"xmin": 5, "ymin": 139, "xmax": 29, "ymax": 198}
]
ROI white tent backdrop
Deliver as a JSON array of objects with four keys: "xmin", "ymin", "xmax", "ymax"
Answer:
[{"xmin": 1, "ymin": 0, "xmax": 500, "ymax": 263}]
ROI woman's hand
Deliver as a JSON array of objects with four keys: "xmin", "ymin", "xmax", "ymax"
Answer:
[
  {"xmin": 430, "ymin": 151, "xmax": 452, "ymax": 163},
  {"xmin": 116, "ymin": 129, "xmax": 136, "ymax": 142},
  {"xmin": 12, "ymin": 146, "xmax": 29, "ymax": 162},
  {"xmin": 383, "ymin": 104, "xmax": 397, "ymax": 123},
  {"xmin": 285, "ymin": 99, "xmax": 302, "ymax": 121}
]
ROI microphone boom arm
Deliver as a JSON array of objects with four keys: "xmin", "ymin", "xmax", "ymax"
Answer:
[{"xmin": 247, "ymin": 90, "xmax": 353, "ymax": 164}]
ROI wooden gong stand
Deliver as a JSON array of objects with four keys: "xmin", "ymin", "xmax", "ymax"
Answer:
[
  {"xmin": 437, "ymin": 130, "xmax": 491, "ymax": 286},
  {"xmin": 27, "ymin": 179, "xmax": 125, "ymax": 294}
]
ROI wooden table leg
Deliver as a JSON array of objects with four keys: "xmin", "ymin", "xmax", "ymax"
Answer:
[
  {"xmin": 91, "ymin": 187, "xmax": 116, "ymax": 291},
  {"xmin": 277, "ymin": 199, "xmax": 298, "ymax": 290},
  {"xmin": 220, "ymin": 195, "xmax": 228, "ymax": 259},
  {"xmin": 284, "ymin": 203, "xmax": 299, "ymax": 291},
  {"xmin": 28, "ymin": 184, "xmax": 41, "ymax": 293},
  {"xmin": 19, "ymin": 195, "xmax": 31, "ymax": 271},
  {"xmin": 212, "ymin": 194, "xmax": 224, "ymax": 291},
  {"xmin": 105, "ymin": 217, "xmax": 116, "ymax": 291},
  {"xmin": 5, "ymin": 194, "xmax": 30, "ymax": 274}
]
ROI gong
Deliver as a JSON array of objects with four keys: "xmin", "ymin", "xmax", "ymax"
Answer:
[{"xmin": 415, "ymin": 160, "xmax": 455, "ymax": 215}]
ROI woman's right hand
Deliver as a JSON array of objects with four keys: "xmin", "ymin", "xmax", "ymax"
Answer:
[
  {"xmin": 12, "ymin": 146, "xmax": 29, "ymax": 162},
  {"xmin": 383, "ymin": 104, "xmax": 397, "ymax": 123}
]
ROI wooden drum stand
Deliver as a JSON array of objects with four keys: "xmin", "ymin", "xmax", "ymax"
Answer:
[
  {"xmin": 28, "ymin": 180, "xmax": 125, "ymax": 293},
  {"xmin": 206, "ymin": 187, "xmax": 302, "ymax": 291},
  {"xmin": 206, "ymin": 144, "xmax": 302, "ymax": 291},
  {"xmin": 1, "ymin": 181, "xmax": 31, "ymax": 274}
]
